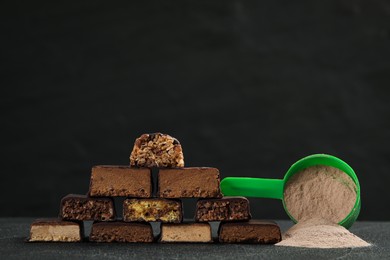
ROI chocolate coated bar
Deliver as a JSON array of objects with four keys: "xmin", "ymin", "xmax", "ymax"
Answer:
[
  {"xmin": 89, "ymin": 222, "xmax": 153, "ymax": 243},
  {"xmin": 60, "ymin": 194, "xmax": 115, "ymax": 221},
  {"xmin": 219, "ymin": 220, "xmax": 282, "ymax": 244},
  {"xmin": 195, "ymin": 197, "xmax": 251, "ymax": 222},
  {"xmin": 158, "ymin": 167, "xmax": 222, "ymax": 198},
  {"xmin": 89, "ymin": 166, "xmax": 151, "ymax": 197}
]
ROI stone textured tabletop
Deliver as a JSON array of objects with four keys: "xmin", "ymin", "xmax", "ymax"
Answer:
[{"xmin": 1, "ymin": 218, "xmax": 389, "ymax": 259}]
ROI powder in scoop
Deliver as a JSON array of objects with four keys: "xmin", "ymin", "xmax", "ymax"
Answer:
[
  {"xmin": 284, "ymin": 165, "xmax": 357, "ymax": 223},
  {"xmin": 276, "ymin": 165, "xmax": 370, "ymax": 248}
]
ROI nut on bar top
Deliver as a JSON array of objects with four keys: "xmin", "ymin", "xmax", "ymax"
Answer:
[
  {"xmin": 89, "ymin": 166, "xmax": 151, "ymax": 197},
  {"xmin": 123, "ymin": 198, "xmax": 182, "ymax": 223},
  {"xmin": 160, "ymin": 223, "xmax": 212, "ymax": 243},
  {"xmin": 89, "ymin": 222, "xmax": 154, "ymax": 243},
  {"xmin": 195, "ymin": 197, "xmax": 251, "ymax": 222},
  {"xmin": 60, "ymin": 194, "xmax": 115, "ymax": 221},
  {"xmin": 130, "ymin": 133, "xmax": 184, "ymax": 168},
  {"xmin": 28, "ymin": 218, "xmax": 83, "ymax": 242},
  {"xmin": 219, "ymin": 220, "xmax": 282, "ymax": 244},
  {"xmin": 158, "ymin": 167, "xmax": 222, "ymax": 198}
]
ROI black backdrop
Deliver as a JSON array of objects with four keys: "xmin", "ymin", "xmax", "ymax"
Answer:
[{"xmin": 1, "ymin": 0, "xmax": 389, "ymax": 220}]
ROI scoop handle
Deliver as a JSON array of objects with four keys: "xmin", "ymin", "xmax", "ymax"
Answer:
[{"xmin": 220, "ymin": 177, "xmax": 284, "ymax": 199}]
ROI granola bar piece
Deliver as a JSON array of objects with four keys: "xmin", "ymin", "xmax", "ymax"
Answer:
[{"xmin": 130, "ymin": 133, "xmax": 184, "ymax": 168}]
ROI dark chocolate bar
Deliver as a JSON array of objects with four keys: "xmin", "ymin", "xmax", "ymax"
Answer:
[
  {"xmin": 160, "ymin": 223, "xmax": 212, "ymax": 243},
  {"xmin": 195, "ymin": 197, "xmax": 251, "ymax": 222},
  {"xmin": 130, "ymin": 133, "xmax": 184, "ymax": 168},
  {"xmin": 28, "ymin": 218, "xmax": 82, "ymax": 242},
  {"xmin": 219, "ymin": 220, "xmax": 282, "ymax": 244},
  {"xmin": 158, "ymin": 167, "xmax": 222, "ymax": 198},
  {"xmin": 60, "ymin": 194, "xmax": 115, "ymax": 221},
  {"xmin": 89, "ymin": 222, "xmax": 154, "ymax": 243},
  {"xmin": 123, "ymin": 198, "xmax": 182, "ymax": 223},
  {"xmin": 89, "ymin": 166, "xmax": 151, "ymax": 197}
]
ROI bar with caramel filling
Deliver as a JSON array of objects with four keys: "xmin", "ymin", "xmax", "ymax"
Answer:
[{"xmin": 123, "ymin": 198, "xmax": 182, "ymax": 223}]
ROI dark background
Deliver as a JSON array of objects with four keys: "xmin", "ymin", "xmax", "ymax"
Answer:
[{"xmin": 1, "ymin": 0, "xmax": 389, "ymax": 220}]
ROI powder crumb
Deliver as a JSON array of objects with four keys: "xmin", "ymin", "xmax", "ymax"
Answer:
[{"xmin": 276, "ymin": 218, "xmax": 371, "ymax": 248}]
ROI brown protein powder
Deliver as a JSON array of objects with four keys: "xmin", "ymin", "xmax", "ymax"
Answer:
[
  {"xmin": 276, "ymin": 218, "xmax": 370, "ymax": 248},
  {"xmin": 284, "ymin": 165, "xmax": 357, "ymax": 223},
  {"xmin": 276, "ymin": 165, "xmax": 371, "ymax": 248}
]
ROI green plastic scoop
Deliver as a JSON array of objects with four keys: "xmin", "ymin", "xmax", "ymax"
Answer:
[{"xmin": 220, "ymin": 154, "xmax": 361, "ymax": 229}]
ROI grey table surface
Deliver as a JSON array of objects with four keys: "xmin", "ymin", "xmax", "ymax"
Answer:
[{"xmin": 1, "ymin": 218, "xmax": 389, "ymax": 260}]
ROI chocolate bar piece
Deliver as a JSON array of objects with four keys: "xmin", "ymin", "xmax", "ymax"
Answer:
[
  {"xmin": 219, "ymin": 220, "xmax": 282, "ymax": 244},
  {"xmin": 195, "ymin": 197, "xmax": 251, "ymax": 222},
  {"xmin": 28, "ymin": 218, "xmax": 82, "ymax": 242},
  {"xmin": 158, "ymin": 167, "xmax": 222, "ymax": 198},
  {"xmin": 123, "ymin": 198, "xmax": 182, "ymax": 223},
  {"xmin": 160, "ymin": 223, "xmax": 212, "ymax": 243},
  {"xmin": 130, "ymin": 133, "xmax": 184, "ymax": 168},
  {"xmin": 60, "ymin": 194, "xmax": 115, "ymax": 221},
  {"xmin": 89, "ymin": 166, "xmax": 151, "ymax": 197},
  {"xmin": 89, "ymin": 222, "xmax": 153, "ymax": 243}
]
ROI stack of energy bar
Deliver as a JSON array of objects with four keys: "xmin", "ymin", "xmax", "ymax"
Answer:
[{"xmin": 28, "ymin": 133, "xmax": 281, "ymax": 244}]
